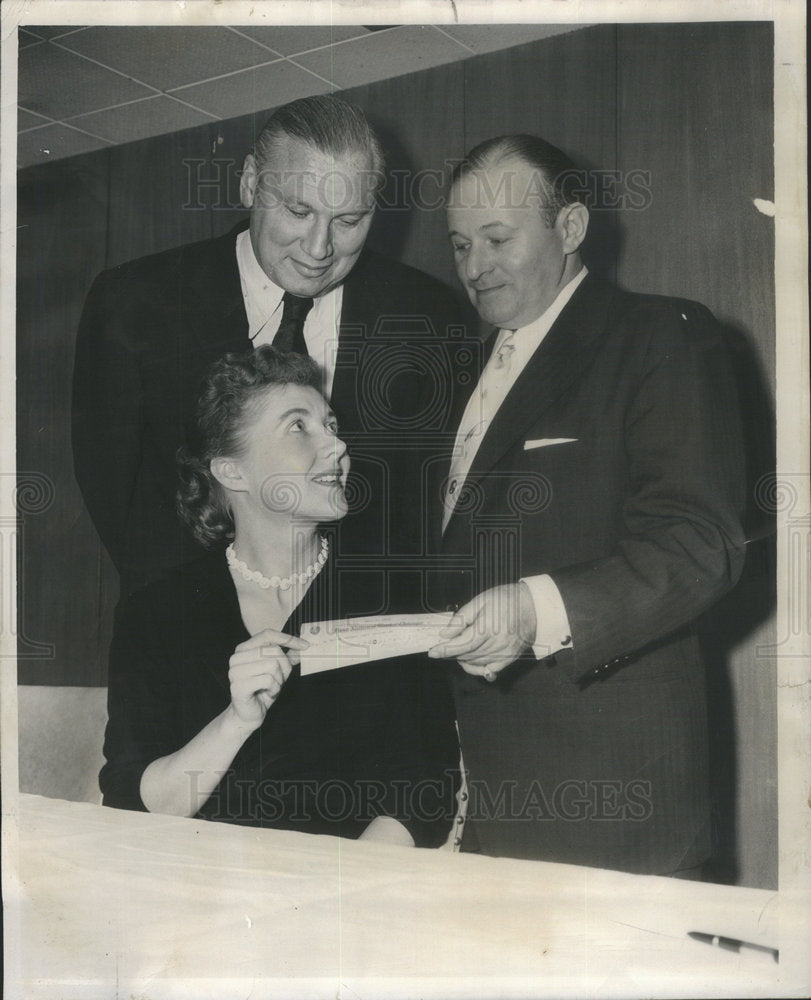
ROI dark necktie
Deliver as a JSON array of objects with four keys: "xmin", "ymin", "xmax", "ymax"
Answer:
[{"xmin": 272, "ymin": 292, "xmax": 314, "ymax": 355}]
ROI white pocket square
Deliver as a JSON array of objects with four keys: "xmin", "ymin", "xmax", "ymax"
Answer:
[{"xmin": 524, "ymin": 438, "xmax": 578, "ymax": 450}]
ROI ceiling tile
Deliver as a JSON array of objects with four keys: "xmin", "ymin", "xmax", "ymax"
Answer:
[
  {"xmin": 293, "ymin": 25, "xmax": 468, "ymax": 89},
  {"xmin": 233, "ymin": 25, "xmax": 371, "ymax": 56},
  {"xmin": 17, "ymin": 123, "xmax": 111, "ymax": 170},
  {"xmin": 18, "ymin": 109, "xmax": 52, "ymax": 131},
  {"xmin": 21, "ymin": 26, "xmax": 87, "ymax": 41},
  {"xmin": 69, "ymin": 95, "xmax": 215, "ymax": 144},
  {"xmin": 18, "ymin": 43, "xmax": 154, "ymax": 119},
  {"xmin": 440, "ymin": 23, "xmax": 587, "ymax": 54},
  {"xmin": 18, "ymin": 29, "xmax": 44, "ymax": 50},
  {"xmin": 56, "ymin": 26, "xmax": 279, "ymax": 92},
  {"xmin": 169, "ymin": 60, "xmax": 329, "ymax": 120}
]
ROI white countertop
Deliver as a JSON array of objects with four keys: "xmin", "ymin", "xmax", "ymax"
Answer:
[{"xmin": 4, "ymin": 793, "xmax": 803, "ymax": 999}]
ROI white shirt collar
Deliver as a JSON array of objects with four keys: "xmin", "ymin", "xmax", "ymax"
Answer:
[
  {"xmin": 234, "ymin": 229, "xmax": 343, "ymax": 396},
  {"xmin": 504, "ymin": 265, "xmax": 588, "ymax": 356},
  {"xmin": 236, "ymin": 229, "xmax": 285, "ymax": 336}
]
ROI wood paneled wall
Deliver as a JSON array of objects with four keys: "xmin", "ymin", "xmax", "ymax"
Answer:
[{"xmin": 16, "ymin": 22, "xmax": 775, "ymax": 887}]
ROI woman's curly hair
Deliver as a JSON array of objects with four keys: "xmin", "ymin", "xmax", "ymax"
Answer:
[{"xmin": 177, "ymin": 346, "xmax": 323, "ymax": 548}]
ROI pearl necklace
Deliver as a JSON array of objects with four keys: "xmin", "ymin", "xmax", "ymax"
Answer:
[{"xmin": 226, "ymin": 536, "xmax": 328, "ymax": 591}]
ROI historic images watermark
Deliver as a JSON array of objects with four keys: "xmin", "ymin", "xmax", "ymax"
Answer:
[
  {"xmin": 191, "ymin": 771, "xmax": 654, "ymax": 825},
  {"xmin": 182, "ymin": 159, "xmax": 654, "ymax": 214}
]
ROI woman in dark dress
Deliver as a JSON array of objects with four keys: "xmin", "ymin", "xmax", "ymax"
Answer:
[{"xmin": 100, "ymin": 347, "xmax": 458, "ymax": 847}]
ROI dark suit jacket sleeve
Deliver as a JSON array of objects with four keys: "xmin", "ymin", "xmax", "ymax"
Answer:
[
  {"xmin": 72, "ymin": 269, "xmax": 143, "ymax": 571},
  {"xmin": 550, "ymin": 301, "xmax": 746, "ymax": 682}
]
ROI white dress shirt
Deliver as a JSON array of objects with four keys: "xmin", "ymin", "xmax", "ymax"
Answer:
[
  {"xmin": 235, "ymin": 230, "xmax": 342, "ymax": 397},
  {"xmin": 444, "ymin": 267, "xmax": 589, "ymax": 660}
]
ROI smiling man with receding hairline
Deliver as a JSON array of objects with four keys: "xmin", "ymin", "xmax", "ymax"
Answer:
[{"xmin": 429, "ymin": 133, "xmax": 747, "ymax": 877}]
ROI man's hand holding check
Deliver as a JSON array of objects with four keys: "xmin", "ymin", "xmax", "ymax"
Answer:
[{"xmin": 427, "ymin": 583, "xmax": 537, "ymax": 682}]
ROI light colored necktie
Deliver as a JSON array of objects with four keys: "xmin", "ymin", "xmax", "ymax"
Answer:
[
  {"xmin": 443, "ymin": 330, "xmax": 516, "ymax": 530},
  {"xmin": 466, "ymin": 328, "xmax": 516, "ymax": 442},
  {"xmin": 491, "ymin": 330, "xmax": 516, "ymax": 371}
]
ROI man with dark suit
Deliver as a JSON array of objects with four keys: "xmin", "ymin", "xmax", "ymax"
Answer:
[
  {"xmin": 72, "ymin": 96, "xmax": 463, "ymax": 598},
  {"xmin": 428, "ymin": 134, "xmax": 746, "ymax": 876}
]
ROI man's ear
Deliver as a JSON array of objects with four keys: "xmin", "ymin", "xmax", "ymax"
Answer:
[
  {"xmin": 210, "ymin": 456, "xmax": 248, "ymax": 494},
  {"xmin": 558, "ymin": 202, "xmax": 589, "ymax": 254},
  {"xmin": 240, "ymin": 154, "xmax": 257, "ymax": 210}
]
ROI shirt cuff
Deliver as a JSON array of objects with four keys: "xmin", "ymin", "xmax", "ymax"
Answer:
[{"xmin": 519, "ymin": 574, "xmax": 573, "ymax": 659}]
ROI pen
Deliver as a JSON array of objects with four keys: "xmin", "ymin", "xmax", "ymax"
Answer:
[{"xmin": 688, "ymin": 931, "xmax": 779, "ymax": 962}]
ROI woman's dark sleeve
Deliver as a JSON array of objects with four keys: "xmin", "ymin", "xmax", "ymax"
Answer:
[
  {"xmin": 99, "ymin": 587, "xmax": 183, "ymax": 810},
  {"xmin": 376, "ymin": 656, "xmax": 460, "ymax": 848}
]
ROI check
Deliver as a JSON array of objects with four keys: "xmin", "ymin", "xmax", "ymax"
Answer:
[{"xmin": 298, "ymin": 613, "xmax": 454, "ymax": 675}]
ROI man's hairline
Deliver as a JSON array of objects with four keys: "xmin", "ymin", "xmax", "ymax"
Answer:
[
  {"xmin": 252, "ymin": 132, "xmax": 383, "ymax": 176},
  {"xmin": 449, "ymin": 153, "xmax": 589, "ymax": 229}
]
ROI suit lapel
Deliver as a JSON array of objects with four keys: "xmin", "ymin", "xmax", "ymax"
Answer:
[
  {"xmin": 187, "ymin": 220, "xmax": 252, "ymax": 356},
  {"xmin": 330, "ymin": 250, "xmax": 383, "ymax": 431},
  {"xmin": 328, "ymin": 254, "xmax": 360, "ymax": 430},
  {"xmin": 466, "ymin": 275, "xmax": 614, "ymax": 480},
  {"xmin": 440, "ymin": 276, "xmax": 615, "ymax": 547}
]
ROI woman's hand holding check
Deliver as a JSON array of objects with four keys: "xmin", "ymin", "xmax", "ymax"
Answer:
[{"xmin": 228, "ymin": 628, "xmax": 309, "ymax": 729}]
